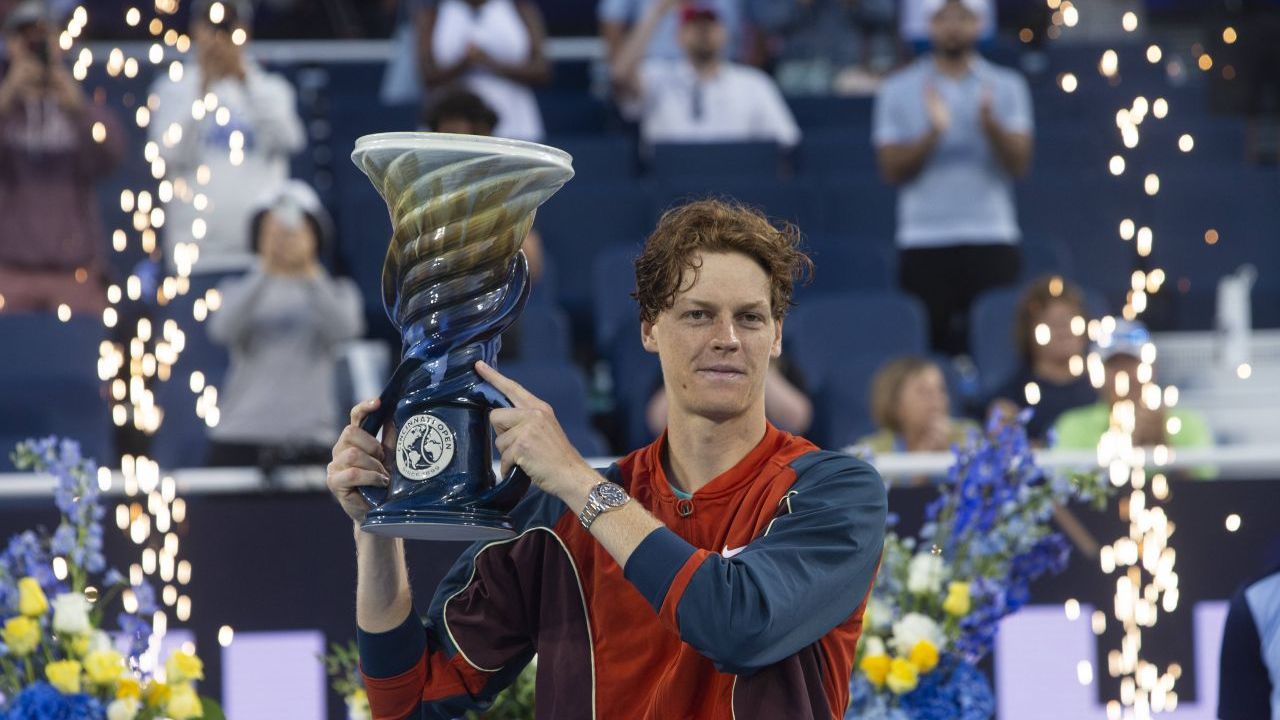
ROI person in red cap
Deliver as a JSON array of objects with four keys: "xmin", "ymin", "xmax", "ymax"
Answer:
[{"xmin": 610, "ymin": 0, "xmax": 800, "ymax": 148}]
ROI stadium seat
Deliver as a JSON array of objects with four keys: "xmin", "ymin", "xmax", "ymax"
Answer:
[
  {"xmin": 605, "ymin": 330, "xmax": 663, "ymax": 452},
  {"xmin": 798, "ymin": 234, "xmax": 895, "ymax": 298},
  {"xmin": 591, "ymin": 244, "xmax": 642, "ymax": 355},
  {"xmin": 500, "ymin": 361, "xmax": 608, "ymax": 456},
  {"xmin": 505, "ymin": 303, "xmax": 573, "ymax": 362},
  {"xmin": 785, "ymin": 291, "xmax": 929, "ymax": 393},
  {"xmin": 0, "ymin": 315, "xmax": 112, "ymax": 470},
  {"xmin": 648, "ymin": 142, "xmax": 783, "ymax": 179}
]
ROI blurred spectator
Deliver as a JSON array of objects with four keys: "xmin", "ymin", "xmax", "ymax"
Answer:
[
  {"xmin": 601, "ymin": 0, "xmax": 747, "ymax": 64},
  {"xmin": 646, "ymin": 358, "xmax": 812, "ymax": 437},
  {"xmin": 1218, "ymin": 561, "xmax": 1280, "ymax": 720},
  {"xmin": 1051, "ymin": 320, "xmax": 1213, "ymax": 459},
  {"xmin": 856, "ymin": 356, "xmax": 979, "ymax": 452},
  {"xmin": 416, "ymin": 0, "xmax": 550, "ymax": 141},
  {"xmin": 0, "ymin": 1, "xmax": 122, "ymax": 313},
  {"xmin": 899, "ymin": 0, "xmax": 994, "ymax": 45},
  {"xmin": 752, "ymin": 0, "xmax": 898, "ymax": 96},
  {"xmin": 150, "ymin": 0, "xmax": 305, "ymax": 276},
  {"xmin": 420, "ymin": 88, "xmax": 544, "ymax": 284},
  {"xmin": 873, "ymin": 0, "xmax": 1031, "ymax": 356},
  {"xmin": 613, "ymin": 1, "xmax": 801, "ymax": 148},
  {"xmin": 985, "ymin": 276, "xmax": 1097, "ymax": 443},
  {"xmin": 205, "ymin": 181, "xmax": 363, "ymax": 466}
]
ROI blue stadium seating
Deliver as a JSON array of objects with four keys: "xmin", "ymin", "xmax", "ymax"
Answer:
[
  {"xmin": 809, "ymin": 354, "xmax": 888, "ymax": 449},
  {"xmin": 653, "ymin": 177, "xmax": 820, "ymax": 231},
  {"xmin": 786, "ymin": 291, "xmax": 929, "ymax": 392},
  {"xmin": 0, "ymin": 316, "xmax": 112, "ymax": 470},
  {"xmin": 549, "ymin": 134, "xmax": 637, "ymax": 182},
  {"xmin": 500, "ymin": 361, "xmax": 608, "ymax": 456},
  {"xmin": 797, "ymin": 128, "xmax": 879, "ymax": 178},
  {"xmin": 797, "ymin": 234, "xmax": 895, "ymax": 298},
  {"xmin": 605, "ymin": 330, "xmax": 663, "ymax": 451},
  {"xmin": 649, "ymin": 142, "xmax": 783, "ymax": 179},
  {"xmin": 506, "ymin": 304, "xmax": 573, "ymax": 362},
  {"xmin": 591, "ymin": 244, "xmax": 642, "ymax": 355}
]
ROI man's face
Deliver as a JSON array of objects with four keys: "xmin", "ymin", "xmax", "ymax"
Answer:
[
  {"xmin": 678, "ymin": 18, "xmax": 725, "ymax": 64},
  {"xmin": 641, "ymin": 251, "xmax": 782, "ymax": 425},
  {"xmin": 929, "ymin": 3, "xmax": 980, "ymax": 58}
]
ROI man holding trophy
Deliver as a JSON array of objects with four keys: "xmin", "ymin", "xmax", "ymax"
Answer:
[{"xmin": 326, "ymin": 132, "xmax": 886, "ymax": 718}]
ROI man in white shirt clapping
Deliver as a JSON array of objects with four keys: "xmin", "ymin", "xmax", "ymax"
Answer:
[{"xmin": 611, "ymin": 0, "xmax": 800, "ymax": 149}]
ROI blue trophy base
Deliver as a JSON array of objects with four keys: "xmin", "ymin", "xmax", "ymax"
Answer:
[{"xmin": 361, "ymin": 506, "xmax": 517, "ymax": 542}]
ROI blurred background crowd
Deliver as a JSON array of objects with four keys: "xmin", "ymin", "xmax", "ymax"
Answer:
[{"xmin": 1, "ymin": 0, "xmax": 1277, "ymax": 474}]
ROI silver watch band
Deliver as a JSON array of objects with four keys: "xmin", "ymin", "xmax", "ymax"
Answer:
[{"xmin": 578, "ymin": 498, "xmax": 605, "ymax": 530}]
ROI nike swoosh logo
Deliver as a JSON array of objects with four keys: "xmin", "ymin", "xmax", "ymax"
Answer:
[{"xmin": 722, "ymin": 545, "xmax": 748, "ymax": 558}]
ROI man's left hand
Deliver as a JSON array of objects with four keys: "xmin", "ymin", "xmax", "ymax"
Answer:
[{"xmin": 476, "ymin": 360, "xmax": 595, "ymax": 503}]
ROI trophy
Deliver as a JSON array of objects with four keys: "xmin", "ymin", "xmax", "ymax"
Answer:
[{"xmin": 350, "ymin": 133, "xmax": 574, "ymax": 540}]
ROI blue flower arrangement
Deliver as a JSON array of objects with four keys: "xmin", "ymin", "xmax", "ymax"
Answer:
[
  {"xmin": 0, "ymin": 438, "xmax": 219, "ymax": 720},
  {"xmin": 846, "ymin": 412, "xmax": 1111, "ymax": 719}
]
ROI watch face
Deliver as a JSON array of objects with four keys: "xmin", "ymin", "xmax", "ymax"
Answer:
[{"xmin": 595, "ymin": 482, "xmax": 629, "ymax": 508}]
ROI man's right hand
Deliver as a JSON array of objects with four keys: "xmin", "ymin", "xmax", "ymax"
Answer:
[{"xmin": 327, "ymin": 399, "xmax": 394, "ymax": 525}]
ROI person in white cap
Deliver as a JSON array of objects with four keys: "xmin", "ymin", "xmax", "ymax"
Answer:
[
  {"xmin": 1049, "ymin": 319, "xmax": 1214, "ymax": 476},
  {"xmin": 205, "ymin": 180, "xmax": 364, "ymax": 467},
  {"xmin": 873, "ymin": 0, "xmax": 1031, "ymax": 357},
  {"xmin": 150, "ymin": 0, "xmax": 305, "ymax": 276}
]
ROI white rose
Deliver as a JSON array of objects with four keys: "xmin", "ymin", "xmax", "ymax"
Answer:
[
  {"xmin": 891, "ymin": 612, "xmax": 947, "ymax": 656},
  {"xmin": 906, "ymin": 553, "xmax": 947, "ymax": 595},
  {"xmin": 107, "ymin": 698, "xmax": 141, "ymax": 720},
  {"xmin": 88, "ymin": 629, "xmax": 114, "ymax": 653},
  {"xmin": 52, "ymin": 592, "xmax": 93, "ymax": 636},
  {"xmin": 865, "ymin": 597, "xmax": 893, "ymax": 632},
  {"xmin": 861, "ymin": 635, "xmax": 887, "ymax": 657}
]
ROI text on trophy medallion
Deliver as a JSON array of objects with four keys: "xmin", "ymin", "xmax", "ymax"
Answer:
[{"xmin": 396, "ymin": 413, "xmax": 456, "ymax": 481}]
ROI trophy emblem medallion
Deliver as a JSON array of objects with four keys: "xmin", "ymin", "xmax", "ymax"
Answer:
[{"xmin": 396, "ymin": 413, "xmax": 456, "ymax": 481}]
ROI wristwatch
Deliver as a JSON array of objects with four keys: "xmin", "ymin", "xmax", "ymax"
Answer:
[{"xmin": 578, "ymin": 481, "xmax": 630, "ymax": 530}]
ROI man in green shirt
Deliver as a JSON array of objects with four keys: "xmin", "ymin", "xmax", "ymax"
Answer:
[{"xmin": 1051, "ymin": 320, "xmax": 1214, "ymax": 476}]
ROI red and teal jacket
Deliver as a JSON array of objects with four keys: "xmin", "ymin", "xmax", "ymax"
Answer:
[{"xmin": 358, "ymin": 423, "xmax": 887, "ymax": 719}]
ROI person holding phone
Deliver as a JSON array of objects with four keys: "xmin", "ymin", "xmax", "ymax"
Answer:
[
  {"xmin": 0, "ymin": 0, "xmax": 123, "ymax": 313},
  {"xmin": 149, "ymin": 0, "xmax": 305, "ymax": 276}
]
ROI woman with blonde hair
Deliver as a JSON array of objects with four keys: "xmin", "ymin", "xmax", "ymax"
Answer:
[{"xmin": 857, "ymin": 356, "xmax": 978, "ymax": 453}]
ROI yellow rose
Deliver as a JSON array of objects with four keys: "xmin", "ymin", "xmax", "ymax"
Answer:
[
  {"xmin": 17, "ymin": 577, "xmax": 49, "ymax": 617},
  {"xmin": 1, "ymin": 615, "xmax": 41, "ymax": 656},
  {"xmin": 859, "ymin": 653, "xmax": 891, "ymax": 687},
  {"xmin": 886, "ymin": 657, "xmax": 919, "ymax": 695},
  {"xmin": 66, "ymin": 633, "xmax": 91, "ymax": 658},
  {"xmin": 85, "ymin": 649, "xmax": 126, "ymax": 685},
  {"xmin": 116, "ymin": 677, "xmax": 142, "ymax": 700},
  {"xmin": 908, "ymin": 639, "xmax": 939, "ymax": 673},
  {"xmin": 943, "ymin": 581, "xmax": 971, "ymax": 617},
  {"xmin": 165, "ymin": 682, "xmax": 203, "ymax": 720},
  {"xmin": 144, "ymin": 681, "xmax": 169, "ymax": 708},
  {"xmin": 165, "ymin": 650, "xmax": 205, "ymax": 683},
  {"xmin": 46, "ymin": 659, "xmax": 83, "ymax": 695}
]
